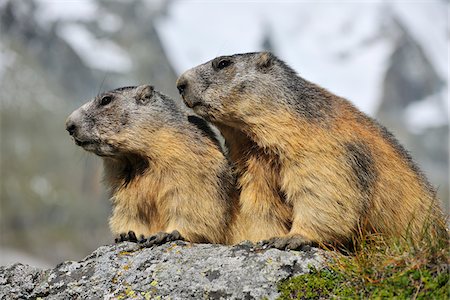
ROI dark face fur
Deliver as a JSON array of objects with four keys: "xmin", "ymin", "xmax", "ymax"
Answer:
[{"xmin": 65, "ymin": 85, "xmax": 180, "ymax": 157}]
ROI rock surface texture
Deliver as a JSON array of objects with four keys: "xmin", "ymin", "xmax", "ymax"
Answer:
[{"xmin": 0, "ymin": 241, "xmax": 325, "ymax": 299}]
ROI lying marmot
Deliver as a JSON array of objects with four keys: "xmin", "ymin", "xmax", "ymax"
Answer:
[
  {"xmin": 66, "ymin": 85, "xmax": 234, "ymax": 244},
  {"xmin": 177, "ymin": 52, "xmax": 447, "ymax": 248}
]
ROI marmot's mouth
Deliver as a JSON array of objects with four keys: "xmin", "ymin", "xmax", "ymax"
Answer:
[
  {"xmin": 184, "ymin": 100, "xmax": 201, "ymax": 109},
  {"xmin": 182, "ymin": 95, "xmax": 202, "ymax": 109},
  {"xmin": 73, "ymin": 137, "xmax": 95, "ymax": 147}
]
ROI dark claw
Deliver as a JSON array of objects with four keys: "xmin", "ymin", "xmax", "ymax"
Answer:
[
  {"xmin": 138, "ymin": 234, "xmax": 147, "ymax": 243},
  {"xmin": 120, "ymin": 233, "xmax": 127, "ymax": 242},
  {"xmin": 128, "ymin": 231, "xmax": 137, "ymax": 242}
]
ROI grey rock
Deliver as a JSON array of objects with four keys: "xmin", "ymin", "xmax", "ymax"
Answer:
[{"xmin": 0, "ymin": 242, "xmax": 325, "ymax": 299}]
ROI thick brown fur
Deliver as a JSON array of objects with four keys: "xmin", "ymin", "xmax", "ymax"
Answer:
[
  {"xmin": 66, "ymin": 85, "xmax": 235, "ymax": 244},
  {"xmin": 177, "ymin": 52, "xmax": 448, "ymax": 247}
]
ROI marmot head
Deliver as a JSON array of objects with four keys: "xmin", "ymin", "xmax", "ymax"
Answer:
[
  {"xmin": 66, "ymin": 85, "xmax": 181, "ymax": 157},
  {"xmin": 176, "ymin": 52, "xmax": 294, "ymax": 126}
]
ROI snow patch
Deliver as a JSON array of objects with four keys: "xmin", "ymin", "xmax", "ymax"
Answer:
[
  {"xmin": 391, "ymin": 1, "xmax": 448, "ymax": 82},
  {"xmin": 35, "ymin": 0, "xmax": 98, "ymax": 28},
  {"xmin": 0, "ymin": 42, "xmax": 16, "ymax": 82},
  {"xmin": 156, "ymin": 1, "xmax": 266, "ymax": 73},
  {"xmin": 404, "ymin": 89, "xmax": 448, "ymax": 134},
  {"xmin": 97, "ymin": 13, "xmax": 123, "ymax": 33},
  {"xmin": 57, "ymin": 24, "xmax": 132, "ymax": 73}
]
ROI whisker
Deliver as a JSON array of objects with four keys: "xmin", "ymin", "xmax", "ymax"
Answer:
[{"xmin": 97, "ymin": 73, "xmax": 109, "ymax": 97}]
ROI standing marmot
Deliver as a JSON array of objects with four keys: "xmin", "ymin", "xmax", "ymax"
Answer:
[
  {"xmin": 176, "ymin": 52, "xmax": 447, "ymax": 248},
  {"xmin": 66, "ymin": 84, "xmax": 235, "ymax": 244}
]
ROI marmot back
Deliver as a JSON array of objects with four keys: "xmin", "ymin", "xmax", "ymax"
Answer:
[
  {"xmin": 66, "ymin": 84, "xmax": 235, "ymax": 244},
  {"xmin": 177, "ymin": 52, "xmax": 447, "ymax": 248}
]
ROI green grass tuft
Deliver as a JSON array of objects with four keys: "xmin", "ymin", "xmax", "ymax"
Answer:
[{"xmin": 278, "ymin": 228, "xmax": 449, "ymax": 299}]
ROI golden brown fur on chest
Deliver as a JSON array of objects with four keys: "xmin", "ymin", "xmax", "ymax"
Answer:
[
  {"xmin": 104, "ymin": 157, "xmax": 174, "ymax": 238},
  {"xmin": 219, "ymin": 125, "xmax": 292, "ymax": 243},
  {"xmin": 103, "ymin": 128, "xmax": 233, "ymax": 244}
]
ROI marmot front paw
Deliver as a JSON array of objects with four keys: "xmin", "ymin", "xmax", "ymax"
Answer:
[
  {"xmin": 114, "ymin": 231, "xmax": 146, "ymax": 243},
  {"xmin": 140, "ymin": 230, "xmax": 184, "ymax": 247},
  {"xmin": 257, "ymin": 235, "xmax": 312, "ymax": 251}
]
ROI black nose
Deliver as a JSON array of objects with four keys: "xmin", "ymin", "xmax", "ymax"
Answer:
[
  {"xmin": 66, "ymin": 121, "xmax": 77, "ymax": 136},
  {"xmin": 177, "ymin": 80, "xmax": 187, "ymax": 95}
]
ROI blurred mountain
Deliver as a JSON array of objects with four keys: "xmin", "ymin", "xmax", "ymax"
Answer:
[
  {"xmin": 0, "ymin": 0, "xmax": 448, "ymax": 267},
  {"xmin": 377, "ymin": 14, "xmax": 449, "ymax": 206}
]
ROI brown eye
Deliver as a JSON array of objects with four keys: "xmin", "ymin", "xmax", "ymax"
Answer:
[
  {"xmin": 100, "ymin": 95, "xmax": 112, "ymax": 106},
  {"xmin": 216, "ymin": 59, "xmax": 232, "ymax": 70}
]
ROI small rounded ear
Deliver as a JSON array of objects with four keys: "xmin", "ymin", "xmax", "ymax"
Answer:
[
  {"xmin": 136, "ymin": 84, "xmax": 154, "ymax": 105},
  {"xmin": 256, "ymin": 52, "xmax": 274, "ymax": 70}
]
